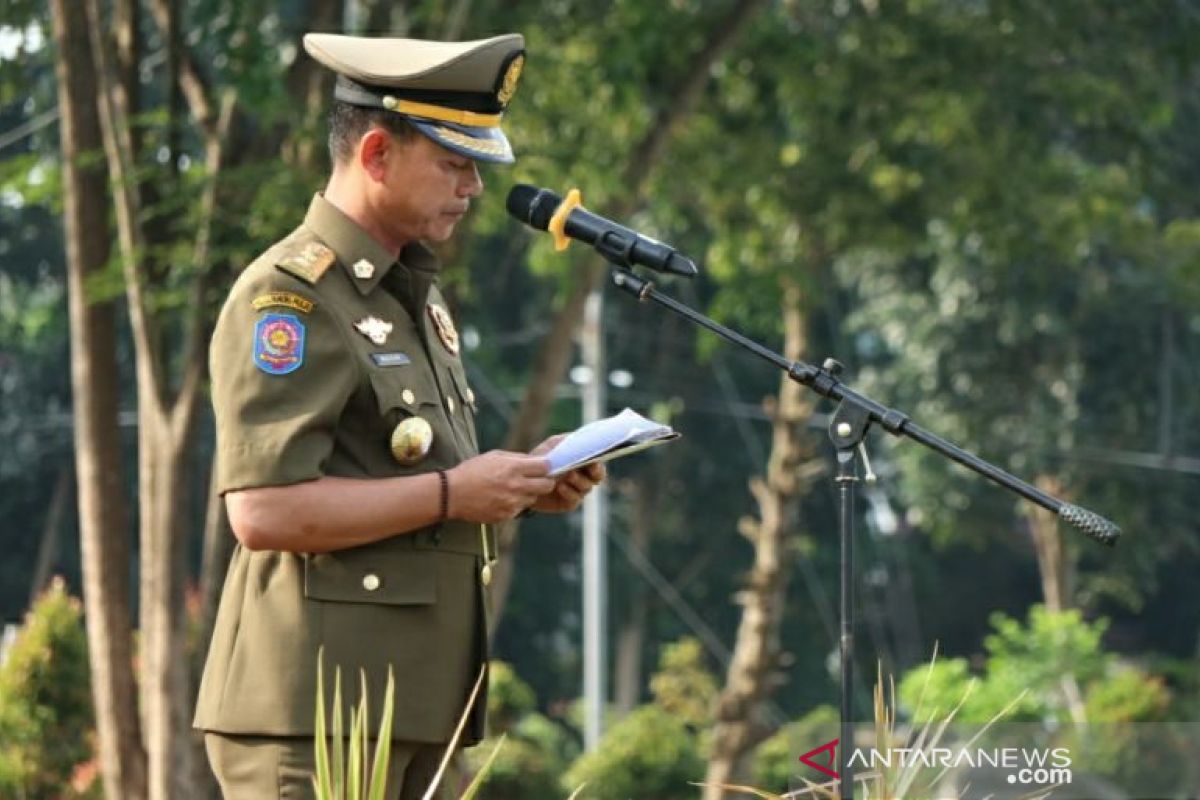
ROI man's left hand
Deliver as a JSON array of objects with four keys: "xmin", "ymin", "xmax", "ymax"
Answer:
[{"xmin": 528, "ymin": 435, "xmax": 606, "ymax": 513}]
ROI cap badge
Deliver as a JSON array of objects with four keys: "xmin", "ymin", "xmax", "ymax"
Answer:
[
  {"xmin": 427, "ymin": 303, "xmax": 460, "ymax": 356},
  {"xmin": 354, "ymin": 316, "xmax": 393, "ymax": 345},
  {"xmin": 353, "ymin": 259, "xmax": 376, "ymax": 279},
  {"xmin": 497, "ymin": 53, "xmax": 524, "ymax": 107},
  {"xmin": 391, "ymin": 417, "xmax": 434, "ymax": 465}
]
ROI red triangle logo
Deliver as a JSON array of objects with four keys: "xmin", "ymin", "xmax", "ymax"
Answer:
[{"xmin": 798, "ymin": 738, "xmax": 840, "ymax": 779}]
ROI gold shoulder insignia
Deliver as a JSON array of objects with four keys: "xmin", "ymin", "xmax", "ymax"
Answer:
[{"xmin": 276, "ymin": 241, "xmax": 336, "ymax": 284}]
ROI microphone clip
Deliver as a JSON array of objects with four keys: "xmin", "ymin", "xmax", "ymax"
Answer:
[{"xmin": 547, "ymin": 188, "xmax": 583, "ymax": 252}]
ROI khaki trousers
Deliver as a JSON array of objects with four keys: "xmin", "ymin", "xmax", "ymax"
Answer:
[{"xmin": 204, "ymin": 733, "xmax": 459, "ymax": 800}]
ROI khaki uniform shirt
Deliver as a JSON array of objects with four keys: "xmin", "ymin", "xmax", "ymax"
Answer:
[{"xmin": 194, "ymin": 194, "xmax": 491, "ymax": 745}]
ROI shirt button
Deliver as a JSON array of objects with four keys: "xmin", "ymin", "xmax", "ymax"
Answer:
[
  {"xmin": 402, "ymin": 389, "xmax": 416, "ymax": 406},
  {"xmin": 362, "ymin": 573, "xmax": 381, "ymax": 592}
]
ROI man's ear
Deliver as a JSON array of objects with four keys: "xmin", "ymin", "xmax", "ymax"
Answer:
[{"xmin": 358, "ymin": 127, "xmax": 390, "ymax": 182}]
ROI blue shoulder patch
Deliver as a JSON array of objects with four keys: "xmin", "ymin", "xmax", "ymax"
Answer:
[{"xmin": 253, "ymin": 313, "xmax": 306, "ymax": 375}]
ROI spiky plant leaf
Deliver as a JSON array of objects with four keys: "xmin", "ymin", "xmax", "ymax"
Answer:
[
  {"xmin": 421, "ymin": 665, "xmax": 487, "ymax": 800},
  {"xmin": 313, "ymin": 651, "xmax": 334, "ymax": 799},
  {"xmin": 458, "ymin": 732, "xmax": 506, "ymax": 800},
  {"xmin": 366, "ymin": 667, "xmax": 396, "ymax": 800}
]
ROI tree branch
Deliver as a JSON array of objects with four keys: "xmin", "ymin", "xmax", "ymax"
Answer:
[
  {"xmin": 145, "ymin": 0, "xmax": 216, "ymax": 137},
  {"xmin": 85, "ymin": 0, "xmax": 166, "ymax": 418}
]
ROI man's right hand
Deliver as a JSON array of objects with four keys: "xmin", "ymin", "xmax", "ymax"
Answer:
[{"xmin": 446, "ymin": 450, "xmax": 555, "ymax": 523}]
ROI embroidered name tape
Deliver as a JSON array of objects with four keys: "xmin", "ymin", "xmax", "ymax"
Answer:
[
  {"xmin": 371, "ymin": 352, "xmax": 412, "ymax": 367},
  {"xmin": 252, "ymin": 292, "xmax": 315, "ymax": 314}
]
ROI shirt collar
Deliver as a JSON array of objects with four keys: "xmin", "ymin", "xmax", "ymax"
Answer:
[{"xmin": 303, "ymin": 193, "xmax": 398, "ymax": 296}]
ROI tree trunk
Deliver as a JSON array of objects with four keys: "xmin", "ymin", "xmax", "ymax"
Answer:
[
  {"xmin": 1027, "ymin": 474, "xmax": 1074, "ymax": 613},
  {"xmin": 49, "ymin": 4, "xmax": 148, "ymax": 799},
  {"xmin": 138, "ymin": 425, "xmax": 196, "ymax": 800},
  {"xmin": 613, "ymin": 480, "xmax": 653, "ymax": 717},
  {"xmin": 488, "ymin": 0, "xmax": 769, "ymax": 626},
  {"xmin": 1025, "ymin": 474, "xmax": 1086, "ymax": 725},
  {"xmin": 86, "ymin": 0, "xmax": 232, "ymax": 794},
  {"xmin": 704, "ymin": 280, "xmax": 817, "ymax": 799}
]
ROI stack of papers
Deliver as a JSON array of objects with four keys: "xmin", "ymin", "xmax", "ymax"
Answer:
[{"xmin": 546, "ymin": 408, "xmax": 680, "ymax": 477}]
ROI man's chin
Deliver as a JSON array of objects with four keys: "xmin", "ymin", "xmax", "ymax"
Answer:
[{"xmin": 424, "ymin": 222, "xmax": 460, "ymax": 242}]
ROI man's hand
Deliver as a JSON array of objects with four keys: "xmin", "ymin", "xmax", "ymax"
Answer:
[
  {"xmin": 528, "ymin": 434, "xmax": 606, "ymax": 514},
  {"xmin": 446, "ymin": 450, "xmax": 556, "ymax": 523},
  {"xmin": 530, "ymin": 462, "xmax": 606, "ymax": 513}
]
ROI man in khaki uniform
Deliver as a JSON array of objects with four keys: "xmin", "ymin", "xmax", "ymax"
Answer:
[{"xmin": 195, "ymin": 32, "xmax": 603, "ymax": 799}]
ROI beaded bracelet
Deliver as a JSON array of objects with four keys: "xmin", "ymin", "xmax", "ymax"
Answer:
[{"xmin": 435, "ymin": 469, "xmax": 449, "ymax": 522}]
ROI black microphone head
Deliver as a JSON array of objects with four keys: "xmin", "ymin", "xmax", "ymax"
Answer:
[{"xmin": 506, "ymin": 184, "xmax": 562, "ymax": 231}]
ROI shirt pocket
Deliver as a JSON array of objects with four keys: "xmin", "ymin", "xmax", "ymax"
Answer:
[
  {"xmin": 304, "ymin": 544, "xmax": 436, "ymax": 606},
  {"xmin": 364, "ymin": 364, "xmax": 456, "ymax": 472},
  {"xmin": 366, "ymin": 362, "xmax": 439, "ymax": 422}
]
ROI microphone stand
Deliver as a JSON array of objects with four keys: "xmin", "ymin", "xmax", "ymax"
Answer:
[{"xmin": 605, "ymin": 266, "xmax": 1119, "ymax": 800}]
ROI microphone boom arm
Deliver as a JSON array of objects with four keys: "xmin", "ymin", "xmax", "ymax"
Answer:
[{"xmin": 609, "ymin": 267, "xmax": 1121, "ymax": 545}]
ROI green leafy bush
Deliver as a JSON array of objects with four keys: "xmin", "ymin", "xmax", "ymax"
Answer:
[
  {"xmin": 561, "ymin": 705, "xmax": 703, "ymax": 800},
  {"xmin": 463, "ymin": 661, "xmax": 577, "ymax": 798},
  {"xmin": 898, "ymin": 605, "xmax": 1109, "ymax": 723},
  {"xmin": 751, "ymin": 704, "xmax": 839, "ymax": 793},
  {"xmin": 0, "ymin": 578, "xmax": 96, "ymax": 799},
  {"xmin": 561, "ymin": 638, "xmax": 713, "ymax": 798},
  {"xmin": 648, "ymin": 637, "xmax": 718, "ymax": 729},
  {"xmin": 898, "ymin": 605, "xmax": 1187, "ymax": 794}
]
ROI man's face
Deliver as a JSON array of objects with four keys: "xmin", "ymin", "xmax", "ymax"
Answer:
[{"xmin": 368, "ymin": 132, "xmax": 484, "ymax": 244}]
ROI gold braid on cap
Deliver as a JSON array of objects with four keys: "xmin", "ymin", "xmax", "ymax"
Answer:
[
  {"xmin": 431, "ymin": 126, "xmax": 512, "ymax": 158},
  {"xmin": 382, "ymin": 96, "xmax": 502, "ymax": 127}
]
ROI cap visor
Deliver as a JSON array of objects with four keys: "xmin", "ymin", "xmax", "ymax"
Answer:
[{"xmin": 409, "ymin": 119, "xmax": 514, "ymax": 164}]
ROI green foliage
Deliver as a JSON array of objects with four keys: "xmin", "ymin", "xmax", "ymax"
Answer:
[
  {"xmin": 1083, "ymin": 667, "xmax": 1170, "ymax": 723},
  {"xmin": 1071, "ymin": 668, "xmax": 1182, "ymax": 790},
  {"xmin": 897, "ymin": 604, "xmax": 1173, "ymax": 734},
  {"xmin": 559, "ymin": 638, "xmax": 714, "ymax": 799},
  {"xmin": 648, "ymin": 637, "xmax": 719, "ymax": 728},
  {"xmin": 486, "ymin": 660, "xmax": 537, "ymax": 734},
  {"xmin": 465, "ymin": 661, "xmax": 577, "ymax": 799},
  {"xmin": 0, "ymin": 578, "xmax": 95, "ymax": 799},
  {"xmin": 750, "ymin": 705, "xmax": 839, "ymax": 794},
  {"xmin": 464, "ymin": 732, "xmax": 562, "ymax": 800},
  {"xmin": 561, "ymin": 705, "xmax": 703, "ymax": 800}
]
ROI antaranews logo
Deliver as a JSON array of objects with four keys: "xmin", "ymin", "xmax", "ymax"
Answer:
[{"xmin": 798, "ymin": 739, "xmax": 1073, "ymax": 788}]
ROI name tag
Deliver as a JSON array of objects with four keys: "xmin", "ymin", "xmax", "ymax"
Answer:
[{"xmin": 371, "ymin": 352, "xmax": 412, "ymax": 367}]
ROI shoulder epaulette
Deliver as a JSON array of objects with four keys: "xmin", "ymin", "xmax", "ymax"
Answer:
[{"xmin": 275, "ymin": 240, "xmax": 336, "ymax": 285}]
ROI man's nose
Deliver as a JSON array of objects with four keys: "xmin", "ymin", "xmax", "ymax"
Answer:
[{"xmin": 460, "ymin": 163, "xmax": 483, "ymax": 197}]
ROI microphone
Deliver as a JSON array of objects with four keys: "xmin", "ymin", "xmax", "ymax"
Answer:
[{"xmin": 506, "ymin": 184, "xmax": 698, "ymax": 278}]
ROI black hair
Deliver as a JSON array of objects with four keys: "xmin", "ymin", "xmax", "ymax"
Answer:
[{"xmin": 327, "ymin": 100, "xmax": 419, "ymax": 164}]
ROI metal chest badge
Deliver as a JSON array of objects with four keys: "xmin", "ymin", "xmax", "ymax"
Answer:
[
  {"xmin": 391, "ymin": 417, "xmax": 434, "ymax": 465},
  {"xmin": 427, "ymin": 304, "xmax": 460, "ymax": 356},
  {"xmin": 354, "ymin": 316, "xmax": 393, "ymax": 346},
  {"xmin": 253, "ymin": 313, "xmax": 306, "ymax": 375}
]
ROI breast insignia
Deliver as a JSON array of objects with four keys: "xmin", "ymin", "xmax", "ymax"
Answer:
[
  {"xmin": 391, "ymin": 417, "xmax": 434, "ymax": 465},
  {"xmin": 427, "ymin": 303, "xmax": 460, "ymax": 356},
  {"xmin": 354, "ymin": 316, "xmax": 394, "ymax": 346}
]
